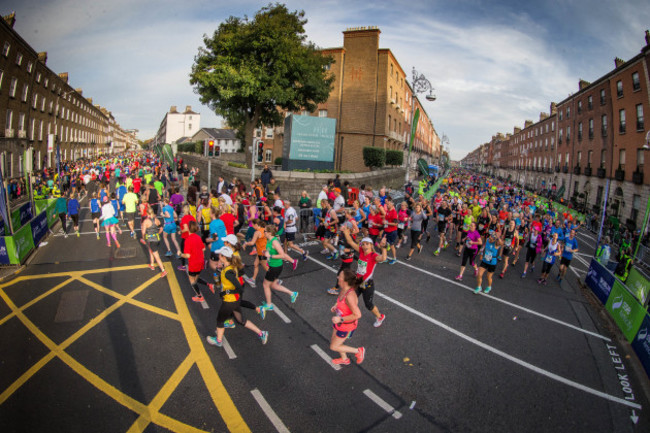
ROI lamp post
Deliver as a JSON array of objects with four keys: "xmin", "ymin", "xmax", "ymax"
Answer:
[
  {"xmin": 632, "ymin": 131, "xmax": 650, "ymax": 260},
  {"xmin": 405, "ymin": 67, "xmax": 436, "ymax": 182}
]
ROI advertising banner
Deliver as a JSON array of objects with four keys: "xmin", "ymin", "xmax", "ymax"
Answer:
[
  {"xmin": 0, "ymin": 237, "xmax": 10, "ymax": 265},
  {"xmin": 585, "ymin": 258, "xmax": 616, "ymax": 305},
  {"xmin": 605, "ymin": 280, "xmax": 647, "ymax": 342},
  {"xmin": 626, "ymin": 268, "xmax": 650, "ymax": 305},
  {"xmin": 30, "ymin": 211, "xmax": 48, "ymax": 246},
  {"xmin": 287, "ymin": 115, "xmax": 336, "ymax": 162},
  {"xmin": 45, "ymin": 199, "xmax": 57, "ymax": 227},
  {"xmin": 631, "ymin": 313, "xmax": 650, "ymax": 377}
]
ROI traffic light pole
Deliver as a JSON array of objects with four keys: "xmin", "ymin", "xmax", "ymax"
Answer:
[{"xmin": 251, "ymin": 138, "xmax": 258, "ymax": 183}]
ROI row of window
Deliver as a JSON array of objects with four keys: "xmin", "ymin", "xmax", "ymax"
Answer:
[
  {"xmin": 515, "ymin": 147, "xmax": 645, "ymax": 172},
  {"xmin": 5, "ymin": 109, "xmax": 106, "ymax": 143},
  {"xmin": 558, "ymin": 106, "xmax": 645, "ymax": 142}
]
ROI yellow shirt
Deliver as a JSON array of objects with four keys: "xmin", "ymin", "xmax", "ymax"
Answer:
[{"xmin": 220, "ymin": 265, "xmax": 239, "ymax": 302}]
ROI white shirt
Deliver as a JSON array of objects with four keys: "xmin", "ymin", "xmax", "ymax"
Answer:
[
  {"xmin": 101, "ymin": 203, "xmax": 115, "ymax": 220},
  {"xmin": 285, "ymin": 207, "xmax": 298, "ymax": 232},
  {"xmin": 317, "ymin": 191, "xmax": 328, "ymax": 208},
  {"xmin": 220, "ymin": 193, "xmax": 233, "ymax": 205},
  {"xmin": 333, "ymin": 195, "xmax": 345, "ymax": 211},
  {"xmin": 217, "ymin": 180, "xmax": 225, "ymax": 194}
]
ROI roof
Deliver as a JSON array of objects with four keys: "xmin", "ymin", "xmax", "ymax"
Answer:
[
  {"xmin": 199, "ymin": 128, "xmax": 239, "ymax": 140},
  {"xmin": 175, "ymin": 136, "xmax": 193, "ymax": 144}
]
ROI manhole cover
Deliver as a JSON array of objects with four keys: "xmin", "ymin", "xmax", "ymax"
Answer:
[{"xmin": 114, "ymin": 247, "xmax": 137, "ymax": 259}]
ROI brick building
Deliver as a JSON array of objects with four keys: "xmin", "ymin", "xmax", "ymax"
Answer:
[
  {"xmin": 267, "ymin": 27, "xmax": 440, "ymax": 172},
  {"xmin": 0, "ymin": 12, "xmax": 131, "ymax": 179},
  {"xmin": 463, "ymin": 31, "xmax": 650, "ymax": 230}
]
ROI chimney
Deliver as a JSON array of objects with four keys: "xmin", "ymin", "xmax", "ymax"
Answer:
[
  {"xmin": 58, "ymin": 72, "xmax": 69, "ymax": 83},
  {"xmin": 185, "ymin": 105, "xmax": 192, "ymax": 113},
  {"xmin": 75, "ymin": 88, "xmax": 82, "ymax": 95},
  {"xmin": 38, "ymin": 52, "xmax": 47, "ymax": 64},
  {"xmin": 86, "ymin": 97, "xmax": 92, "ymax": 104},
  {"xmin": 514, "ymin": 127, "xmax": 522, "ymax": 134},
  {"xmin": 550, "ymin": 102, "xmax": 557, "ymax": 115},
  {"xmin": 614, "ymin": 57, "xmax": 625, "ymax": 68},
  {"xmin": 524, "ymin": 120, "xmax": 533, "ymax": 128},
  {"xmin": 3, "ymin": 12, "xmax": 16, "ymax": 28},
  {"xmin": 645, "ymin": 30, "xmax": 650, "ymax": 46},
  {"xmin": 170, "ymin": 106, "xmax": 178, "ymax": 113},
  {"xmin": 578, "ymin": 79, "xmax": 591, "ymax": 90}
]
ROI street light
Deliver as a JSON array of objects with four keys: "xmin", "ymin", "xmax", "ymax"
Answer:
[{"xmin": 405, "ymin": 67, "xmax": 436, "ymax": 182}]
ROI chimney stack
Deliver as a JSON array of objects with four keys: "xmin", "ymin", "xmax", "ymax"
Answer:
[
  {"xmin": 614, "ymin": 57, "xmax": 625, "ymax": 68},
  {"xmin": 38, "ymin": 52, "xmax": 47, "ymax": 64}
]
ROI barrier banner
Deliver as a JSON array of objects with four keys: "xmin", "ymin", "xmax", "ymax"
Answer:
[
  {"xmin": 9, "ymin": 202, "xmax": 33, "ymax": 231},
  {"xmin": 585, "ymin": 258, "xmax": 615, "ymax": 305},
  {"xmin": 45, "ymin": 200, "xmax": 58, "ymax": 227},
  {"xmin": 30, "ymin": 211, "xmax": 48, "ymax": 246},
  {"xmin": 0, "ymin": 237, "xmax": 9, "ymax": 265},
  {"xmin": 626, "ymin": 268, "xmax": 650, "ymax": 305},
  {"xmin": 605, "ymin": 280, "xmax": 647, "ymax": 342},
  {"xmin": 631, "ymin": 313, "xmax": 650, "ymax": 377}
]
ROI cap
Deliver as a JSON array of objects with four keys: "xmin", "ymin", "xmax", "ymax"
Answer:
[
  {"xmin": 360, "ymin": 237, "xmax": 373, "ymax": 244},
  {"xmin": 215, "ymin": 246, "xmax": 233, "ymax": 258},
  {"xmin": 222, "ymin": 234, "xmax": 238, "ymax": 245}
]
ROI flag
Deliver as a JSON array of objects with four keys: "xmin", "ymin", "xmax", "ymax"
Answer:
[
  {"xmin": 162, "ymin": 144, "xmax": 174, "ymax": 167},
  {"xmin": 409, "ymin": 108, "xmax": 420, "ymax": 152}
]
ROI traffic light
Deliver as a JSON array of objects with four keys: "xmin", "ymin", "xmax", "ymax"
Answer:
[
  {"xmin": 208, "ymin": 140, "xmax": 214, "ymax": 156},
  {"xmin": 257, "ymin": 141, "xmax": 264, "ymax": 162},
  {"xmin": 215, "ymin": 146, "xmax": 220, "ymax": 156}
]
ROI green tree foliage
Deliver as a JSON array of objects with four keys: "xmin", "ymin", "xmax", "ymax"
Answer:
[
  {"xmin": 385, "ymin": 150, "xmax": 404, "ymax": 166},
  {"xmin": 190, "ymin": 4, "xmax": 334, "ymax": 167},
  {"xmin": 363, "ymin": 147, "xmax": 386, "ymax": 169}
]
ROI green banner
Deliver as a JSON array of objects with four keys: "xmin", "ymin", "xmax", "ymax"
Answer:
[
  {"xmin": 605, "ymin": 280, "xmax": 648, "ymax": 342},
  {"xmin": 626, "ymin": 268, "xmax": 650, "ymax": 305},
  {"xmin": 5, "ymin": 222, "xmax": 35, "ymax": 264},
  {"xmin": 409, "ymin": 108, "xmax": 420, "ymax": 153},
  {"xmin": 162, "ymin": 144, "xmax": 174, "ymax": 167}
]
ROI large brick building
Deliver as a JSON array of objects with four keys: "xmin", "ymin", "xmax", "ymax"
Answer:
[
  {"xmin": 0, "ymin": 12, "xmax": 133, "ymax": 179},
  {"xmin": 266, "ymin": 27, "xmax": 440, "ymax": 172},
  {"xmin": 463, "ymin": 31, "xmax": 650, "ymax": 230}
]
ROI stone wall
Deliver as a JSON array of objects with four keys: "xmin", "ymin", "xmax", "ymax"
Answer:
[{"xmin": 178, "ymin": 153, "xmax": 407, "ymax": 203}]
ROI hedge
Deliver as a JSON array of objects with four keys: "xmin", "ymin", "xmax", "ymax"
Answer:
[
  {"xmin": 386, "ymin": 149, "xmax": 404, "ymax": 166},
  {"xmin": 274, "ymin": 157, "xmax": 283, "ymax": 165},
  {"xmin": 363, "ymin": 147, "xmax": 386, "ymax": 168}
]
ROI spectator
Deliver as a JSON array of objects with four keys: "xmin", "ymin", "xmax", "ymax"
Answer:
[
  {"xmin": 314, "ymin": 185, "xmax": 328, "ymax": 228},
  {"xmin": 299, "ymin": 190, "xmax": 312, "ymax": 231},
  {"xmin": 261, "ymin": 164, "xmax": 273, "ymax": 193}
]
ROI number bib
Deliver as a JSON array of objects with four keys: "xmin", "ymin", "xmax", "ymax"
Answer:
[{"xmin": 357, "ymin": 259, "xmax": 368, "ymax": 276}]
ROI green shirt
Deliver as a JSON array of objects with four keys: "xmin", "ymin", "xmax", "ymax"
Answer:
[
  {"xmin": 122, "ymin": 192, "xmax": 139, "ymax": 213},
  {"xmin": 154, "ymin": 180, "xmax": 164, "ymax": 197},
  {"xmin": 267, "ymin": 237, "xmax": 282, "ymax": 267}
]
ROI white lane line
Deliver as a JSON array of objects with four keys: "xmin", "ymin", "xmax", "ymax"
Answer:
[
  {"xmin": 310, "ymin": 344, "xmax": 341, "ymax": 371},
  {"xmin": 363, "ymin": 389, "xmax": 402, "ymax": 420},
  {"xmin": 222, "ymin": 336, "xmax": 237, "ymax": 359},
  {"xmin": 272, "ymin": 304, "xmax": 291, "ymax": 324},
  {"xmin": 576, "ymin": 232, "xmax": 596, "ymax": 248},
  {"xmin": 251, "ymin": 388, "xmax": 291, "ymax": 433},
  {"xmin": 305, "ymin": 255, "xmax": 641, "ymax": 409}
]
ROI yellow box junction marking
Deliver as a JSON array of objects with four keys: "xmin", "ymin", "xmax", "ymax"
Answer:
[{"xmin": 0, "ymin": 262, "xmax": 251, "ymax": 433}]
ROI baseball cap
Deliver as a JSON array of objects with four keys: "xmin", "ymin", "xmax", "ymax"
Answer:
[
  {"xmin": 222, "ymin": 234, "xmax": 238, "ymax": 245},
  {"xmin": 360, "ymin": 237, "xmax": 373, "ymax": 244},
  {"xmin": 215, "ymin": 246, "xmax": 233, "ymax": 258}
]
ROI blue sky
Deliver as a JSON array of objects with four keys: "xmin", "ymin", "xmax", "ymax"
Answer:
[{"xmin": 6, "ymin": 0, "xmax": 649, "ymax": 159}]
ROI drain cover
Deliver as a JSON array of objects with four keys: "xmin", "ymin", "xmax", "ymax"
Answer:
[{"xmin": 114, "ymin": 247, "xmax": 137, "ymax": 259}]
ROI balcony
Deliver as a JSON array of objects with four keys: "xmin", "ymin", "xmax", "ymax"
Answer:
[
  {"xmin": 597, "ymin": 167, "xmax": 606, "ymax": 178},
  {"xmin": 562, "ymin": 165, "xmax": 569, "ymax": 173},
  {"xmin": 638, "ymin": 121, "xmax": 645, "ymax": 131},
  {"xmin": 584, "ymin": 166, "xmax": 592, "ymax": 176},
  {"xmin": 4, "ymin": 128, "xmax": 14, "ymax": 138},
  {"xmin": 547, "ymin": 167, "xmax": 553, "ymax": 173},
  {"xmin": 619, "ymin": 124, "xmax": 626, "ymax": 134},
  {"xmin": 615, "ymin": 169, "xmax": 625, "ymax": 181},
  {"xmin": 574, "ymin": 165, "xmax": 581, "ymax": 175},
  {"xmin": 633, "ymin": 170, "xmax": 644, "ymax": 185},
  {"xmin": 389, "ymin": 131, "xmax": 406, "ymax": 144}
]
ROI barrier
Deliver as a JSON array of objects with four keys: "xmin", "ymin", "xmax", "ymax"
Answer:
[{"xmin": 631, "ymin": 313, "xmax": 650, "ymax": 377}]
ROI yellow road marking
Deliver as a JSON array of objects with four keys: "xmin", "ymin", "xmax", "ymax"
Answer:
[
  {"xmin": 0, "ymin": 263, "xmax": 152, "ymax": 285},
  {"xmin": 165, "ymin": 262, "xmax": 252, "ymax": 433},
  {"xmin": 75, "ymin": 275, "xmax": 179, "ymax": 321},
  {"xmin": 0, "ymin": 277, "xmax": 75, "ymax": 326}
]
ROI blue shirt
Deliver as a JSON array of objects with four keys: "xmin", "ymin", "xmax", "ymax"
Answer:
[
  {"xmin": 90, "ymin": 198, "xmax": 101, "ymax": 213},
  {"xmin": 55, "ymin": 197, "xmax": 67, "ymax": 214},
  {"xmin": 117, "ymin": 185, "xmax": 127, "ymax": 201},
  {"xmin": 162, "ymin": 205, "xmax": 175, "ymax": 225},
  {"xmin": 551, "ymin": 227, "xmax": 564, "ymax": 242},
  {"xmin": 209, "ymin": 219, "xmax": 227, "ymax": 252},
  {"xmin": 67, "ymin": 199, "xmax": 80, "ymax": 215},
  {"xmin": 482, "ymin": 240, "xmax": 499, "ymax": 265},
  {"xmin": 563, "ymin": 237, "xmax": 578, "ymax": 260},
  {"xmin": 111, "ymin": 199, "xmax": 119, "ymax": 215}
]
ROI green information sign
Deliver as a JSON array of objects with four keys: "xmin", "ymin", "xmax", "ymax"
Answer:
[
  {"xmin": 605, "ymin": 280, "xmax": 648, "ymax": 342},
  {"xmin": 626, "ymin": 268, "xmax": 650, "ymax": 305},
  {"xmin": 287, "ymin": 115, "xmax": 336, "ymax": 162},
  {"xmin": 5, "ymin": 223, "xmax": 35, "ymax": 264}
]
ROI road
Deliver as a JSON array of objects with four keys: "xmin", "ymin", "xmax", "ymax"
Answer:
[{"xmin": 0, "ymin": 204, "xmax": 648, "ymax": 433}]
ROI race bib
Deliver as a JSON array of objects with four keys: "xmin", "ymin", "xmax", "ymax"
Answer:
[
  {"xmin": 438, "ymin": 214, "xmax": 446, "ymax": 221},
  {"xmin": 484, "ymin": 252, "xmax": 493, "ymax": 262},
  {"xmin": 478, "ymin": 224, "xmax": 484, "ymax": 230},
  {"xmin": 545, "ymin": 255, "xmax": 554, "ymax": 263},
  {"xmin": 357, "ymin": 259, "xmax": 368, "ymax": 276},
  {"xmin": 398, "ymin": 223, "xmax": 405, "ymax": 229}
]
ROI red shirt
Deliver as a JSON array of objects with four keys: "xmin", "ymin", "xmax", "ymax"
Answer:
[
  {"xmin": 133, "ymin": 178, "xmax": 142, "ymax": 194},
  {"xmin": 180, "ymin": 214, "xmax": 196, "ymax": 239},
  {"xmin": 384, "ymin": 208, "xmax": 398, "ymax": 233},
  {"xmin": 184, "ymin": 233, "xmax": 205, "ymax": 273},
  {"xmin": 368, "ymin": 214, "xmax": 384, "ymax": 236},
  {"xmin": 220, "ymin": 213, "xmax": 236, "ymax": 235}
]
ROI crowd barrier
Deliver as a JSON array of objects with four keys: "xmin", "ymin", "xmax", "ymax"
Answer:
[
  {"xmin": 0, "ymin": 198, "xmax": 58, "ymax": 265},
  {"xmin": 585, "ymin": 258, "xmax": 650, "ymax": 377}
]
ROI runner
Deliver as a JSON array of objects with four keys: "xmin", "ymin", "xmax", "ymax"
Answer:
[
  {"xmin": 557, "ymin": 229, "xmax": 579, "ymax": 284},
  {"xmin": 260, "ymin": 225, "xmax": 299, "ymax": 312},
  {"xmin": 179, "ymin": 220, "xmax": 213, "ymax": 303},
  {"xmin": 433, "ymin": 200, "xmax": 453, "ymax": 256},
  {"xmin": 283, "ymin": 200, "xmax": 308, "ymax": 261},
  {"xmin": 475, "ymin": 230, "xmax": 501, "ymax": 294},
  {"xmin": 67, "ymin": 191, "xmax": 81, "ymax": 237},
  {"xmin": 100, "ymin": 195, "xmax": 120, "ymax": 248},
  {"xmin": 161, "ymin": 197, "xmax": 180, "ymax": 256},
  {"xmin": 122, "ymin": 185, "xmax": 139, "ymax": 238},
  {"xmin": 242, "ymin": 219, "xmax": 268, "ymax": 287},
  {"xmin": 455, "ymin": 222, "xmax": 482, "ymax": 280},
  {"xmin": 90, "ymin": 191, "xmax": 102, "ymax": 239},
  {"xmin": 140, "ymin": 206, "xmax": 167, "ymax": 278},
  {"xmin": 521, "ymin": 226, "xmax": 543, "ymax": 278},
  {"xmin": 177, "ymin": 205, "xmax": 196, "ymax": 272},
  {"xmin": 382, "ymin": 198, "xmax": 399, "ymax": 264},
  {"xmin": 329, "ymin": 268, "xmax": 365, "ymax": 366},
  {"xmin": 405, "ymin": 203, "xmax": 429, "ymax": 260},
  {"xmin": 538, "ymin": 232, "xmax": 562, "ymax": 285},
  {"xmin": 498, "ymin": 220, "xmax": 519, "ymax": 279}
]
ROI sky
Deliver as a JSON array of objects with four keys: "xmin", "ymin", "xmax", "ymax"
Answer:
[{"xmin": 5, "ymin": 0, "xmax": 650, "ymax": 160}]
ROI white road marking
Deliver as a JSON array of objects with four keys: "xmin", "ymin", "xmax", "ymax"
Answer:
[
  {"xmin": 251, "ymin": 388, "xmax": 291, "ymax": 433},
  {"xmin": 304, "ymin": 255, "xmax": 642, "ymax": 409},
  {"xmin": 310, "ymin": 344, "xmax": 341, "ymax": 371},
  {"xmin": 272, "ymin": 304, "xmax": 291, "ymax": 324},
  {"xmin": 363, "ymin": 389, "xmax": 402, "ymax": 419},
  {"xmin": 222, "ymin": 336, "xmax": 237, "ymax": 359}
]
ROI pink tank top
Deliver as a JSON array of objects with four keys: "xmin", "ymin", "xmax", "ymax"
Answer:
[{"xmin": 335, "ymin": 289, "xmax": 358, "ymax": 332}]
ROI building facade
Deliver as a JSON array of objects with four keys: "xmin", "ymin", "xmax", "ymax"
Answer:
[
  {"xmin": 153, "ymin": 106, "xmax": 200, "ymax": 147},
  {"xmin": 463, "ymin": 31, "xmax": 650, "ymax": 230},
  {"xmin": 190, "ymin": 128, "xmax": 241, "ymax": 154}
]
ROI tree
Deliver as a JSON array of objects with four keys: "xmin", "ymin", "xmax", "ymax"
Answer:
[{"xmin": 190, "ymin": 3, "xmax": 334, "ymax": 167}]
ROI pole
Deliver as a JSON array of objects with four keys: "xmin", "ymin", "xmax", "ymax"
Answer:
[
  {"xmin": 251, "ymin": 138, "xmax": 257, "ymax": 183},
  {"xmin": 207, "ymin": 159, "xmax": 211, "ymax": 191},
  {"xmin": 633, "ymin": 192, "xmax": 650, "ymax": 260},
  {"xmin": 405, "ymin": 97, "xmax": 417, "ymax": 182},
  {"xmin": 596, "ymin": 178, "xmax": 610, "ymax": 245}
]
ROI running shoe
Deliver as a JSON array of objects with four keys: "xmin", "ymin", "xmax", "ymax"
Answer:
[
  {"xmin": 115, "ymin": 240, "xmax": 121, "ymax": 249},
  {"xmin": 259, "ymin": 307, "xmax": 266, "ymax": 320},
  {"xmin": 405, "ymin": 256, "xmax": 412, "ymax": 261},
  {"xmin": 483, "ymin": 286, "xmax": 492, "ymax": 294},
  {"xmin": 76, "ymin": 231, "xmax": 80, "ymax": 237},
  {"xmin": 326, "ymin": 253, "xmax": 335, "ymax": 260},
  {"xmin": 327, "ymin": 288, "xmax": 339, "ymax": 295},
  {"xmin": 263, "ymin": 303, "xmax": 275, "ymax": 312},
  {"xmin": 542, "ymin": 279, "xmax": 548, "ymax": 286},
  {"xmin": 456, "ymin": 251, "xmax": 461, "ymax": 257},
  {"xmin": 64, "ymin": 233, "xmax": 68, "ymax": 238},
  {"xmin": 177, "ymin": 265, "xmax": 186, "ymax": 271},
  {"xmin": 434, "ymin": 249, "xmax": 440, "ymax": 256},
  {"xmin": 320, "ymin": 249, "xmax": 329, "ymax": 255},
  {"xmin": 243, "ymin": 275, "xmax": 256, "ymax": 287},
  {"xmin": 373, "ymin": 314, "xmax": 386, "ymax": 328},
  {"xmin": 418, "ymin": 245, "xmax": 423, "ymax": 254},
  {"xmin": 259, "ymin": 331, "xmax": 269, "ymax": 345},
  {"xmin": 224, "ymin": 320, "xmax": 235, "ymax": 329},
  {"xmin": 148, "ymin": 264, "xmax": 156, "ymax": 270},
  {"xmin": 160, "ymin": 270, "xmax": 168, "ymax": 278},
  {"xmin": 444, "ymin": 242, "xmax": 449, "ymax": 249},
  {"xmin": 497, "ymin": 256, "xmax": 502, "ymax": 261},
  {"xmin": 292, "ymin": 260, "xmax": 298, "ymax": 271},
  {"xmin": 521, "ymin": 272, "xmax": 526, "ymax": 279},
  {"xmin": 165, "ymin": 251, "xmax": 173, "ymax": 257},
  {"xmin": 291, "ymin": 291, "xmax": 299, "ymax": 303},
  {"xmin": 302, "ymin": 251, "xmax": 309, "ymax": 261},
  {"xmin": 332, "ymin": 357, "xmax": 350, "ymax": 365},
  {"xmin": 455, "ymin": 275, "xmax": 463, "ymax": 281},
  {"xmin": 192, "ymin": 295, "xmax": 205, "ymax": 303},
  {"xmin": 473, "ymin": 286, "xmax": 482, "ymax": 294},
  {"xmin": 96, "ymin": 233, "xmax": 100, "ymax": 240},
  {"xmin": 206, "ymin": 336, "xmax": 222, "ymax": 347},
  {"xmin": 537, "ymin": 278, "xmax": 543, "ymax": 284},
  {"xmin": 499, "ymin": 272, "xmax": 505, "ymax": 279},
  {"xmin": 249, "ymin": 248, "xmax": 257, "ymax": 256},
  {"xmin": 355, "ymin": 347, "xmax": 366, "ymax": 364},
  {"xmin": 387, "ymin": 258, "xmax": 396, "ymax": 265},
  {"xmin": 107, "ymin": 243, "xmax": 111, "ymax": 247},
  {"xmin": 207, "ymin": 283, "xmax": 215, "ymax": 294},
  {"xmin": 332, "ymin": 251, "xmax": 339, "ymax": 260}
]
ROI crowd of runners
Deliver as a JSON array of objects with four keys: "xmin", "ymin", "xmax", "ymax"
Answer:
[{"xmin": 32, "ymin": 150, "xmax": 623, "ymax": 368}]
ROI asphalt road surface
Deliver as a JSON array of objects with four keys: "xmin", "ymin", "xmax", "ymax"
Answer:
[{"xmin": 1, "ymin": 204, "xmax": 648, "ymax": 433}]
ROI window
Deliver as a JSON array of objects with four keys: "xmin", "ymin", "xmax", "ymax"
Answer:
[
  {"xmin": 565, "ymin": 152, "xmax": 570, "ymax": 165},
  {"xmin": 44, "ymin": 78, "xmax": 49, "ymax": 88},
  {"xmin": 16, "ymin": 52, "xmax": 22, "ymax": 66},
  {"xmin": 588, "ymin": 95, "xmax": 593, "ymax": 110},
  {"xmin": 577, "ymin": 151, "xmax": 582, "ymax": 166},
  {"xmin": 0, "ymin": 68, "xmax": 3, "ymax": 90},
  {"xmin": 601, "ymin": 150, "xmax": 606, "ymax": 168},
  {"xmin": 601, "ymin": 114, "xmax": 607, "ymax": 136},
  {"xmin": 2, "ymin": 41, "xmax": 9, "ymax": 57},
  {"xmin": 27, "ymin": 61, "xmax": 33, "ymax": 74},
  {"xmin": 18, "ymin": 113, "xmax": 25, "ymax": 132},
  {"xmin": 632, "ymin": 72, "xmax": 640, "ymax": 91},
  {"xmin": 600, "ymin": 89, "xmax": 606, "ymax": 105},
  {"xmin": 559, "ymin": 110, "xmax": 563, "ymax": 121},
  {"xmin": 318, "ymin": 109, "xmax": 327, "ymax": 118},
  {"xmin": 265, "ymin": 149, "xmax": 272, "ymax": 163},
  {"xmin": 388, "ymin": 115, "xmax": 392, "ymax": 131},
  {"xmin": 589, "ymin": 118, "xmax": 594, "ymax": 138},
  {"xmin": 566, "ymin": 126, "xmax": 571, "ymax": 141},
  {"xmin": 616, "ymin": 80, "xmax": 623, "ymax": 98},
  {"xmin": 9, "ymin": 77, "xmax": 17, "ymax": 98},
  {"xmin": 5, "ymin": 110, "xmax": 13, "ymax": 130},
  {"xmin": 636, "ymin": 104, "xmax": 644, "ymax": 130},
  {"xmin": 638, "ymin": 149, "xmax": 645, "ymax": 171},
  {"xmin": 551, "ymin": 121, "xmax": 555, "ymax": 132},
  {"xmin": 188, "ymin": 124, "xmax": 191, "ymax": 130},
  {"xmin": 619, "ymin": 109, "xmax": 626, "ymax": 133},
  {"xmin": 36, "ymin": 72, "xmax": 41, "ymax": 83},
  {"xmin": 21, "ymin": 84, "xmax": 29, "ymax": 102},
  {"xmin": 632, "ymin": 195, "xmax": 641, "ymax": 222},
  {"xmin": 30, "ymin": 118, "xmax": 35, "ymax": 140},
  {"xmin": 390, "ymin": 63, "xmax": 393, "ymax": 77},
  {"xmin": 578, "ymin": 122, "xmax": 583, "ymax": 139},
  {"xmin": 559, "ymin": 128, "xmax": 563, "ymax": 144},
  {"xmin": 567, "ymin": 107, "xmax": 571, "ymax": 119},
  {"xmin": 265, "ymin": 128, "xmax": 273, "ymax": 138},
  {"xmin": 588, "ymin": 150, "xmax": 593, "ymax": 166},
  {"xmin": 32, "ymin": 93, "xmax": 38, "ymax": 109},
  {"xmin": 619, "ymin": 149, "xmax": 626, "ymax": 170}
]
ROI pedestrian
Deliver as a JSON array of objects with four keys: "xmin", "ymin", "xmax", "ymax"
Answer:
[
  {"xmin": 557, "ymin": 229, "xmax": 579, "ymax": 284},
  {"xmin": 67, "ymin": 191, "xmax": 81, "ymax": 237},
  {"xmin": 455, "ymin": 222, "xmax": 482, "ymax": 280},
  {"xmin": 100, "ymin": 195, "xmax": 120, "ymax": 248},
  {"xmin": 260, "ymin": 225, "xmax": 299, "ymax": 313},
  {"xmin": 179, "ymin": 220, "xmax": 213, "ymax": 303},
  {"xmin": 475, "ymin": 230, "xmax": 501, "ymax": 294}
]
